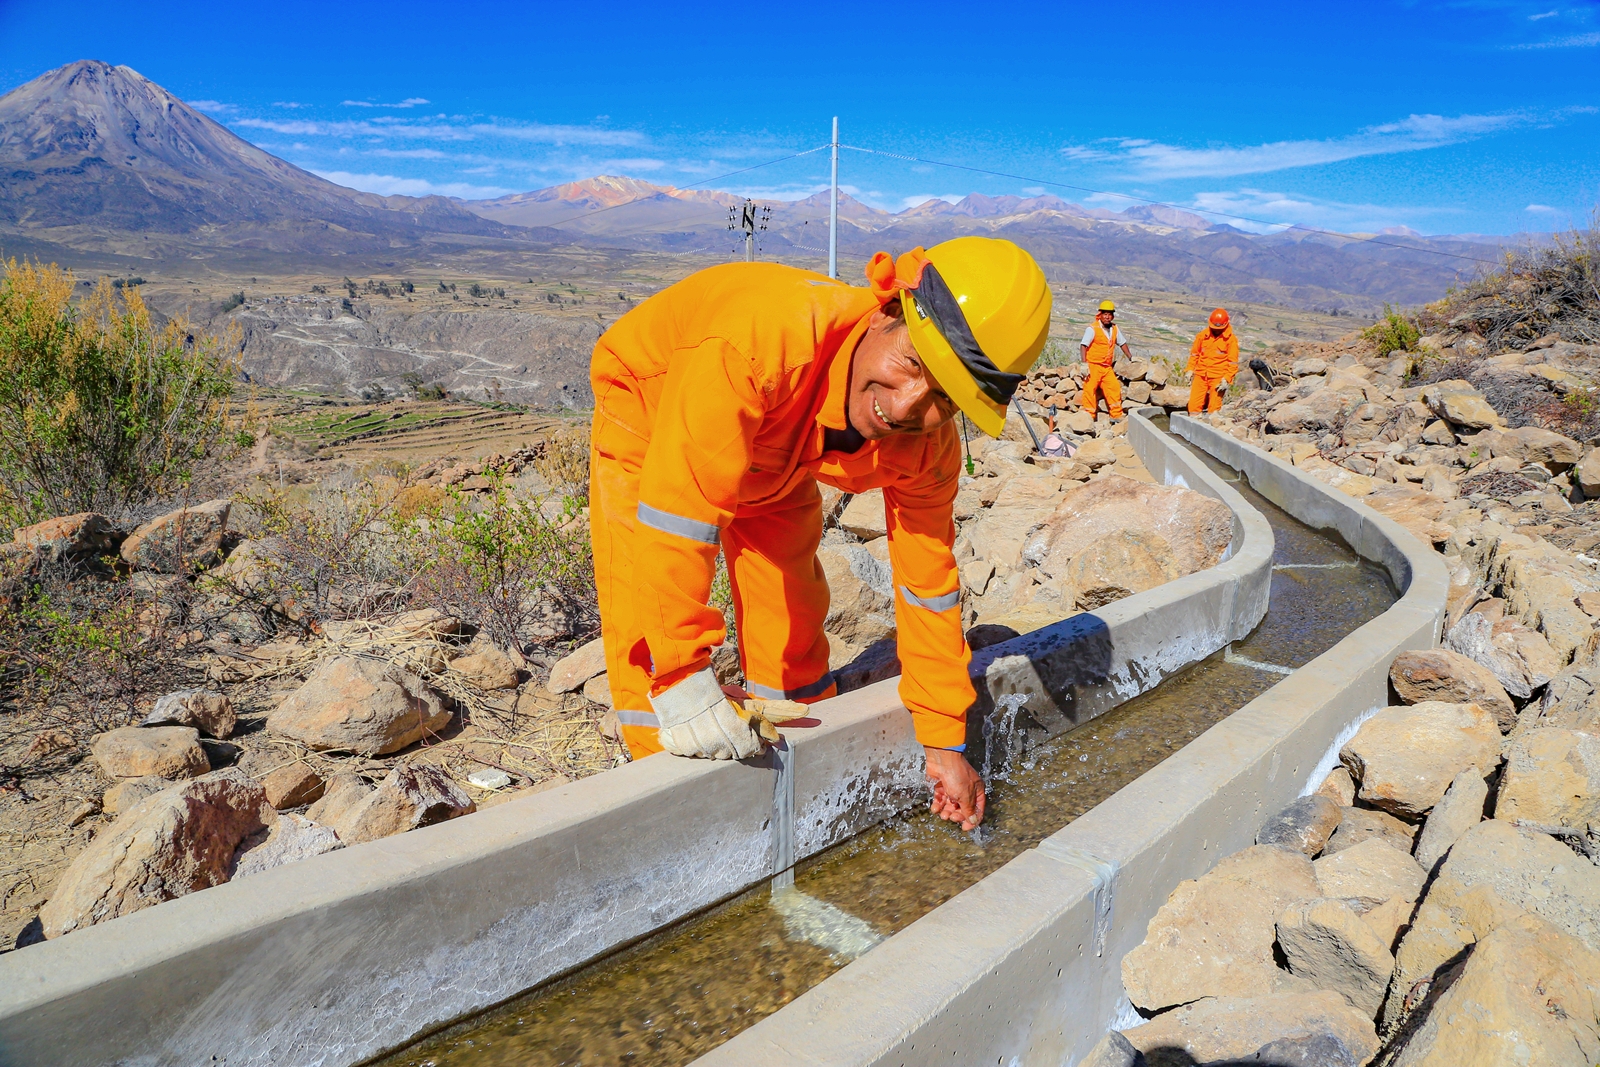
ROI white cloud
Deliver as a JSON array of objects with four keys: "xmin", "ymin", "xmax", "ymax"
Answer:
[
  {"xmin": 1527, "ymin": 203, "xmax": 1560, "ymax": 212},
  {"xmin": 189, "ymin": 99, "xmax": 235, "ymax": 114},
  {"xmin": 273, "ymin": 101, "xmax": 307, "ymax": 109},
  {"xmin": 312, "ymin": 170, "xmax": 517, "ymax": 199},
  {"xmin": 469, "ymin": 122, "xmax": 647, "ymax": 147},
  {"xmin": 1529, "ymin": 9, "xmax": 1558, "ymax": 18},
  {"xmin": 1185, "ymin": 187, "xmax": 1462, "ymax": 235},
  {"xmin": 342, "ymin": 97, "xmax": 431, "ymax": 108},
  {"xmin": 1511, "ymin": 31, "xmax": 1600, "ymax": 46},
  {"xmin": 1108, "ymin": 112, "xmax": 1529, "ymax": 179}
]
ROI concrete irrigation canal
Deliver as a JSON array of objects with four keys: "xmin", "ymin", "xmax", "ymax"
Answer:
[{"xmin": 0, "ymin": 410, "xmax": 1446, "ymax": 1067}]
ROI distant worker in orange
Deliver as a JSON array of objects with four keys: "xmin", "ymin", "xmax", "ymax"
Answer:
[
  {"xmin": 587, "ymin": 237, "xmax": 1052, "ymax": 832},
  {"xmin": 1079, "ymin": 299, "xmax": 1131, "ymax": 420},
  {"xmin": 1188, "ymin": 308, "xmax": 1240, "ymax": 414}
]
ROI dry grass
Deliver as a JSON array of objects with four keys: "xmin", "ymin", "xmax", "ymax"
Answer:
[{"xmin": 1421, "ymin": 224, "xmax": 1600, "ymax": 350}]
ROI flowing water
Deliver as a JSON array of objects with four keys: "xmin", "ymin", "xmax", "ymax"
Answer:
[{"xmin": 378, "ymin": 445, "xmax": 1398, "ymax": 1067}]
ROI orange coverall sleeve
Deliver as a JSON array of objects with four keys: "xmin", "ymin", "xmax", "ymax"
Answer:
[
  {"xmin": 633, "ymin": 338, "xmax": 765, "ymax": 688},
  {"xmin": 1221, "ymin": 333, "xmax": 1240, "ymax": 380},
  {"xmin": 882, "ymin": 426, "xmax": 975, "ymax": 750}
]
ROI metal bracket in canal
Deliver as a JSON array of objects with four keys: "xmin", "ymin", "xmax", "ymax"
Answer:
[{"xmin": 374, "ymin": 421, "xmax": 1401, "ymax": 1067}]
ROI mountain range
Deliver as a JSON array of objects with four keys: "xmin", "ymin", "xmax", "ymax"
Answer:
[{"xmin": 0, "ymin": 60, "xmax": 1517, "ymax": 312}]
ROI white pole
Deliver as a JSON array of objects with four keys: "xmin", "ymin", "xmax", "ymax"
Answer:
[{"xmin": 829, "ymin": 116, "xmax": 839, "ymax": 279}]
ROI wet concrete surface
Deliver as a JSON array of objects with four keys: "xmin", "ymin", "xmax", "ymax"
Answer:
[{"xmin": 378, "ymin": 450, "xmax": 1397, "ymax": 1067}]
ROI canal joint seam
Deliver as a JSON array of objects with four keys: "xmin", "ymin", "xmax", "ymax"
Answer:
[{"xmin": 1034, "ymin": 842, "xmax": 1118, "ymax": 957}]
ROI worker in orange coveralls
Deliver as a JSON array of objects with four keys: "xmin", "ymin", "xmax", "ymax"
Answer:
[
  {"xmin": 588, "ymin": 237, "xmax": 1052, "ymax": 831},
  {"xmin": 1188, "ymin": 308, "xmax": 1240, "ymax": 414},
  {"xmin": 1079, "ymin": 299, "xmax": 1131, "ymax": 420}
]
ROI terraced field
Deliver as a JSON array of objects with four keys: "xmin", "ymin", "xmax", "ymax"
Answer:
[{"xmin": 262, "ymin": 395, "xmax": 582, "ymax": 465}]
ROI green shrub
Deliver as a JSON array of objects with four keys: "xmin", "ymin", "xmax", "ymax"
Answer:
[
  {"xmin": 0, "ymin": 260, "xmax": 239, "ymax": 527},
  {"xmin": 220, "ymin": 291, "xmax": 245, "ymax": 313},
  {"xmin": 1362, "ymin": 304, "xmax": 1420, "ymax": 355}
]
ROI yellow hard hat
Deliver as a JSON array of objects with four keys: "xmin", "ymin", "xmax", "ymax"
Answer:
[
  {"xmin": 900, "ymin": 236, "xmax": 1052, "ymax": 438},
  {"xmin": 1098, "ymin": 299, "xmax": 1116, "ymax": 312}
]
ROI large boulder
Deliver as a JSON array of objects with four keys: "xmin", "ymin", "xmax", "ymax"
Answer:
[
  {"xmin": 1386, "ymin": 820, "xmax": 1600, "ymax": 1030},
  {"xmin": 11, "ymin": 512, "xmax": 122, "ymax": 563},
  {"xmin": 1520, "ymin": 662, "xmax": 1600, "ymax": 734},
  {"xmin": 1324, "ymin": 805, "xmax": 1416, "ymax": 855},
  {"xmin": 548, "ymin": 637, "xmax": 606, "ymax": 693},
  {"xmin": 1120, "ymin": 844, "xmax": 1321, "ymax": 1012},
  {"xmin": 1062, "ymin": 529, "xmax": 1180, "ymax": 610},
  {"xmin": 38, "ymin": 769, "xmax": 270, "ymax": 938},
  {"xmin": 817, "ymin": 542, "xmax": 895, "ymax": 648},
  {"xmin": 261, "ymin": 763, "xmax": 325, "ymax": 809},
  {"xmin": 1023, "ymin": 475, "xmax": 1232, "ymax": 581},
  {"xmin": 141, "ymin": 689, "xmax": 236, "ymax": 739},
  {"xmin": 1266, "ymin": 388, "xmax": 1353, "ymax": 434},
  {"xmin": 1256, "ymin": 795, "xmax": 1343, "ymax": 857},
  {"xmin": 1313, "ymin": 837, "xmax": 1427, "ymax": 903},
  {"xmin": 1338, "ymin": 702, "xmax": 1500, "ymax": 818},
  {"xmin": 1422, "ymin": 379, "xmax": 1505, "ymax": 430},
  {"xmin": 1386, "ymin": 913, "xmax": 1600, "ymax": 1067},
  {"xmin": 1276, "ymin": 897, "xmax": 1396, "ymax": 1017},
  {"xmin": 1497, "ymin": 728, "xmax": 1600, "ymax": 829},
  {"xmin": 1412, "ymin": 767, "xmax": 1488, "ymax": 872},
  {"xmin": 328, "ymin": 763, "xmax": 475, "ymax": 845},
  {"xmin": 838, "ymin": 489, "xmax": 887, "ymax": 540},
  {"xmin": 450, "ymin": 642, "xmax": 520, "ymax": 690},
  {"xmin": 1492, "ymin": 425, "xmax": 1582, "ymax": 471},
  {"xmin": 1388, "ymin": 649, "xmax": 1515, "ymax": 731},
  {"xmin": 90, "ymin": 726, "xmax": 209, "ymax": 780},
  {"xmin": 120, "ymin": 499, "xmax": 231, "ymax": 573},
  {"xmin": 1118, "ymin": 992, "xmax": 1379, "ymax": 1067},
  {"xmin": 267, "ymin": 657, "xmax": 453, "ymax": 756},
  {"xmin": 232, "ymin": 813, "xmax": 342, "ymax": 878}
]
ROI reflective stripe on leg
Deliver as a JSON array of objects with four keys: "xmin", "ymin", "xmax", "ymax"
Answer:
[
  {"xmin": 746, "ymin": 672, "xmax": 837, "ymax": 702},
  {"xmin": 899, "ymin": 585, "xmax": 961, "ymax": 612}
]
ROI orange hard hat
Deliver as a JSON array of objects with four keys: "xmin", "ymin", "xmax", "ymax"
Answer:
[{"xmin": 1209, "ymin": 308, "xmax": 1230, "ymax": 328}]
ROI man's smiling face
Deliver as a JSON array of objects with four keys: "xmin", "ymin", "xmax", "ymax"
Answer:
[{"xmin": 847, "ymin": 305, "xmax": 959, "ymax": 441}]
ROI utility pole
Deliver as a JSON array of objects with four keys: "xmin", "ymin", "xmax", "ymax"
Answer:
[
  {"xmin": 829, "ymin": 116, "xmax": 839, "ymax": 279},
  {"xmin": 729, "ymin": 198, "xmax": 770, "ymax": 263}
]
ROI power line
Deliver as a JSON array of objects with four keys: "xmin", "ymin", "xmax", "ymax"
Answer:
[
  {"xmin": 838, "ymin": 144, "xmax": 1503, "ymax": 267},
  {"xmin": 539, "ymin": 145, "xmax": 829, "ymax": 231}
]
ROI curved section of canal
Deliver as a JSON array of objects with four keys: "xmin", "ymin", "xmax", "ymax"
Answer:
[{"xmin": 378, "ymin": 432, "xmax": 1397, "ymax": 1067}]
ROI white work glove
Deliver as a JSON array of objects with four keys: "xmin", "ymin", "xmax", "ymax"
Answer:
[
  {"xmin": 649, "ymin": 668, "xmax": 764, "ymax": 760},
  {"xmin": 1217, "ymin": 379, "xmax": 1230, "ymax": 395}
]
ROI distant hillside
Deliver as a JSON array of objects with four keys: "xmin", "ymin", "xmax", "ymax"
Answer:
[{"xmin": 0, "ymin": 60, "xmax": 542, "ymax": 257}]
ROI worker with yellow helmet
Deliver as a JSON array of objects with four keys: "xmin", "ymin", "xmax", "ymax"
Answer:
[
  {"xmin": 1079, "ymin": 299, "xmax": 1132, "ymax": 420},
  {"xmin": 587, "ymin": 236, "xmax": 1051, "ymax": 831}
]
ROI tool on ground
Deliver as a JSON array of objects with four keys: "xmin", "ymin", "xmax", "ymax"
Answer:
[{"xmin": 1011, "ymin": 397, "xmax": 1048, "ymax": 454}]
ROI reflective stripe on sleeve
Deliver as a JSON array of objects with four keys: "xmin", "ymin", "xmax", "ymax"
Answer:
[
  {"xmin": 636, "ymin": 502, "xmax": 721, "ymax": 544},
  {"xmin": 899, "ymin": 585, "xmax": 961, "ymax": 612},
  {"xmin": 746, "ymin": 672, "xmax": 836, "ymax": 701},
  {"xmin": 615, "ymin": 710, "xmax": 661, "ymax": 728}
]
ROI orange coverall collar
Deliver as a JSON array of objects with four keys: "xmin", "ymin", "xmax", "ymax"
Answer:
[{"xmin": 814, "ymin": 312, "xmax": 874, "ymax": 435}]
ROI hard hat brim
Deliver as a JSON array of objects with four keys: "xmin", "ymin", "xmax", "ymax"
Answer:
[{"xmin": 900, "ymin": 292, "xmax": 1008, "ymax": 438}]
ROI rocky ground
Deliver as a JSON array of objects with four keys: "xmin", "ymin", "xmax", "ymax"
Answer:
[
  {"xmin": 0, "ymin": 391, "xmax": 1239, "ymax": 953},
  {"xmin": 1082, "ymin": 326, "xmax": 1600, "ymax": 1064}
]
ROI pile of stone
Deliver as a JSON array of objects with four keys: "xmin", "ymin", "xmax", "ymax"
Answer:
[
  {"xmin": 1012, "ymin": 360, "xmax": 1192, "ymax": 433},
  {"xmin": 548, "ymin": 431, "xmax": 1236, "ymax": 709},
  {"xmin": 1084, "ymin": 646, "xmax": 1600, "ymax": 1066}
]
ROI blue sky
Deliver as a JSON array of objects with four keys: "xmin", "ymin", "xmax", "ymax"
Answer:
[{"xmin": 1, "ymin": 0, "xmax": 1596, "ymax": 235}]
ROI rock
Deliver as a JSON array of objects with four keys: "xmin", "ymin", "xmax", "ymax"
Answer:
[
  {"xmin": 261, "ymin": 763, "xmax": 325, "ymax": 809},
  {"xmin": 1293, "ymin": 358, "xmax": 1329, "ymax": 377},
  {"xmin": 1150, "ymin": 385, "xmax": 1190, "ymax": 408},
  {"xmin": 1422, "ymin": 380, "xmax": 1504, "ymax": 430},
  {"xmin": 102, "ymin": 775, "xmax": 169, "ymax": 816},
  {"xmin": 1024, "ymin": 476, "xmax": 1232, "ymax": 581},
  {"xmin": 305, "ymin": 772, "xmax": 373, "ymax": 828},
  {"xmin": 387, "ymin": 608, "xmax": 463, "ymax": 640},
  {"xmin": 1120, "ymin": 844, "xmax": 1321, "ymax": 1012},
  {"xmin": 1257, "ymin": 795, "xmax": 1343, "ymax": 857},
  {"xmin": 1385, "ymin": 913, "xmax": 1600, "ymax": 1067},
  {"xmin": 1338, "ymin": 702, "xmax": 1500, "ymax": 818},
  {"xmin": 1494, "ymin": 425, "xmax": 1582, "ymax": 471},
  {"xmin": 329, "ymin": 763, "xmax": 475, "ymax": 845},
  {"xmin": 961, "ymin": 559, "xmax": 995, "ymax": 596},
  {"xmin": 1324, "ymin": 806, "xmax": 1417, "ymax": 855},
  {"xmin": 1498, "ymin": 728, "xmax": 1600, "ymax": 829},
  {"xmin": 1443, "ymin": 611, "xmax": 1535, "ymax": 700},
  {"xmin": 451, "ymin": 643, "xmax": 520, "ymax": 690},
  {"xmin": 11, "ymin": 512, "xmax": 122, "ymax": 562},
  {"xmin": 1522, "ymin": 663, "xmax": 1600, "ymax": 734},
  {"xmin": 575, "ymin": 668, "xmax": 610, "ymax": 705},
  {"xmin": 38, "ymin": 768, "xmax": 269, "ymax": 938},
  {"xmin": 838, "ymin": 489, "xmax": 887, "ymax": 540},
  {"xmin": 1074, "ymin": 438, "xmax": 1118, "ymax": 470},
  {"xmin": 817, "ymin": 543, "xmax": 896, "ymax": 647},
  {"xmin": 1387, "ymin": 650, "xmax": 1515, "ymax": 732},
  {"xmin": 120, "ymin": 499, "xmax": 230, "ymax": 572},
  {"xmin": 467, "ymin": 768, "xmax": 513, "ymax": 790},
  {"xmin": 1412, "ymin": 767, "xmax": 1488, "ymax": 873},
  {"xmin": 1314, "ymin": 837, "xmax": 1427, "ymax": 902},
  {"xmin": 231, "ymin": 813, "xmax": 342, "ymax": 879},
  {"xmin": 1118, "ymin": 992, "xmax": 1378, "ymax": 1067},
  {"xmin": 141, "ymin": 689, "xmax": 236, "ymax": 739},
  {"xmin": 1267, "ymin": 390, "xmax": 1353, "ymax": 434},
  {"xmin": 1064, "ymin": 529, "xmax": 1181, "ymax": 610},
  {"xmin": 1300, "ymin": 777, "xmax": 1350, "ymax": 818},
  {"xmin": 267, "ymin": 656, "xmax": 453, "ymax": 756},
  {"xmin": 1080, "ymin": 1030, "xmax": 1137, "ymax": 1067},
  {"xmin": 90, "ymin": 726, "xmax": 209, "ymax": 780},
  {"xmin": 548, "ymin": 637, "xmax": 607, "ymax": 693},
  {"xmin": 1386, "ymin": 819, "xmax": 1600, "ymax": 1029},
  {"xmin": 1276, "ymin": 897, "xmax": 1396, "ymax": 1017},
  {"xmin": 1064, "ymin": 409, "xmax": 1096, "ymax": 434},
  {"xmin": 1419, "ymin": 420, "xmax": 1454, "ymax": 446},
  {"xmin": 1577, "ymin": 448, "xmax": 1600, "ymax": 498},
  {"xmin": 1125, "ymin": 380, "xmax": 1152, "ymax": 404}
]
